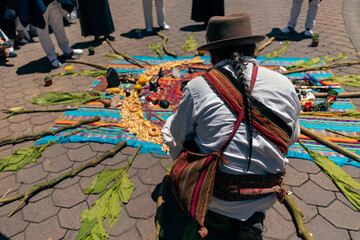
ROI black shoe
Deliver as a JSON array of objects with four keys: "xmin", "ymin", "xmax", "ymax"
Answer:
[
  {"xmin": 105, "ymin": 35, "xmax": 115, "ymax": 41},
  {"xmin": 94, "ymin": 36, "xmax": 101, "ymax": 43}
]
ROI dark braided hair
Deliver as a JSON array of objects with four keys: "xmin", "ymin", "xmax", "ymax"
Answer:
[{"xmin": 210, "ymin": 44, "xmax": 256, "ymax": 171}]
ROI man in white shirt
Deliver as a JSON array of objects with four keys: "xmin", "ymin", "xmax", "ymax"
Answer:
[{"xmin": 162, "ymin": 13, "xmax": 301, "ymax": 239}]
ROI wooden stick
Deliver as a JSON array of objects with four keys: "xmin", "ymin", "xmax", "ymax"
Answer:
[
  {"xmin": 155, "ymin": 114, "xmax": 166, "ymax": 123},
  {"xmin": 106, "ymin": 39, "xmax": 145, "ymax": 68},
  {"xmin": 281, "ymin": 60, "xmax": 360, "ymax": 75},
  {"xmin": 188, "ymin": 66, "xmax": 210, "ymax": 71},
  {"xmin": 282, "ymin": 189, "xmax": 314, "ymax": 240},
  {"xmin": 157, "ymin": 31, "xmax": 178, "ymax": 58},
  {"xmin": 294, "ymin": 85, "xmax": 340, "ymax": 89},
  {"xmin": 2, "ymin": 141, "xmax": 127, "ymax": 216},
  {"xmin": 313, "ymin": 92, "xmax": 360, "ymax": 98},
  {"xmin": 0, "ymin": 116, "xmax": 100, "ymax": 146},
  {"xmin": 325, "ymin": 128, "xmax": 359, "ymax": 141},
  {"xmin": 2, "ymin": 107, "xmax": 78, "ymax": 119},
  {"xmin": 254, "ymin": 37, "xmax": 275, "ymax": 56},
  {"xmin": 300, "ymin": 125, "xmax": 360, "ymax": 162},
  {"xmin": 65, "ymin": 59, "xmax": 108, "ymax": 70},
  {"xmin": 1, "ymin": 188, "xmax": 11, "ymax": 200}
]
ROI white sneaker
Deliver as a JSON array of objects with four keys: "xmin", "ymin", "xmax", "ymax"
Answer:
[
  {"xmin": 51, "ymin": 59, "xmax": 61, "ymax": 68},
  {"xmin": 64, "ymin": 49, "xmax": 83, "ymax": 57},
  {"xmin": 72, "ymin": 49, "xmax": 83, "ymax": 55},
  {"xmin": 281, "ymin": 27, "xmax": 293, "ymax": 34},
  {"xmin": 160, "ymin": 24, "xmax": 170, "ymax": 30},
  {"xmin": 8, "ymin": 47, "xmax": 14, "ymax": 53},
  {"xmin": 304, "ymin": 29, "xmax": 313, "ymax": 38}
]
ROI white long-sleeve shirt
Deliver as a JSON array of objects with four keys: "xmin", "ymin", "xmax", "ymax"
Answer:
[{"xmin": 161, "ymin": 58, "xmax": 301, "ymax": 221}]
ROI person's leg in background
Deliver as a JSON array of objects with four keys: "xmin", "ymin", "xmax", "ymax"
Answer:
[
  {"xmin": 155, "ymin": 0, "xmax": 169, "ymax": 30},
  {"xmin": 304, "ymin": 0, "xmax": 321, "ymax": 37},
  {"xmin": 142, "ymin": 0, "xmax": 153, "ymax": 32}
]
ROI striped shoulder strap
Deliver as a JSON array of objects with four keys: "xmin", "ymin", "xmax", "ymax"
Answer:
[{"xmin": 203, "ymin": 65, "xmax": 292, "ymax": 155}]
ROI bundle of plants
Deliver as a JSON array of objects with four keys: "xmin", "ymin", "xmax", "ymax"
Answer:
[{"xmin": 29, "ymin": 91, "xmax": 104, "ymax": 106}]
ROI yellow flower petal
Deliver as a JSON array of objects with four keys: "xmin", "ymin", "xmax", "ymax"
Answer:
[{"xmin": 64, "ymin": 65, "xmax": 74, "ymax": 71}]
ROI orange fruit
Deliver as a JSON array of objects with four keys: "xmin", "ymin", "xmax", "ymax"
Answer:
[{"xmin": 134, "ymin": 84, "xmax": 142, "ymax": 92}]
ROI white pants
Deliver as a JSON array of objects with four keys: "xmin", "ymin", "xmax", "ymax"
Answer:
[
  {"xmin": 142, "ymin": 0, "xmax": 166, "ymax": 29},
  {"xmin": 288, "ymin": 0, "xmax": 321, "ymax": 29},
  {"xmin": 36, "ymin": 1, "xmax": 72, "ymax": 62}
]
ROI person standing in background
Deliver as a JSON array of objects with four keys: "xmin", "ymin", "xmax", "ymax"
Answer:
[
  {"xmin": 77, "ymin": 0, "xmax": 115, "ymax": 43},
  {"xmin": 36, "ymin": 0, "xmax": 83, "ymax": 68},
  {"xmin": 142, "ymin": 0, "xmax": 169, "ymax": 32},
  {"xmin": 191, "ymin": 0, "xmax": 224, "ymax": 26},
  {"xmin": 281, "ymin": 0, "xmax": 321, "ymax": 38}
]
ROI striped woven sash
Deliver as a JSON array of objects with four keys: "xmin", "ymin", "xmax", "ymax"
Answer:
[{"xmin": 203, "ymin": 66, "xmax": 292, "ymax": 155}]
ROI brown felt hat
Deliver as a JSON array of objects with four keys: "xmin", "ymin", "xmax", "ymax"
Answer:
[{"xmin": 197, "ymin": 13, "xmax": 265, "ymax": 51}]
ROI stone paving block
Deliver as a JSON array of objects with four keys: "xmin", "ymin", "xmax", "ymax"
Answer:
[
  {"xmin": 263, "ymin": 208, "xmax": 296, "ymax": 240},
  {"xmin": 8, "ymin": 114, "xmax": 31, "ymax": 124},
  {"xmin": 309, "ymin": 171, "xmax": 339, "ymax": 192},
  {"xmin": 305, "ymin": 215, "xmax": 350, "ymax": 240},
  {"xmin": 341, "ymin": 165, "xmax": 360, "ymax": 179},
  {"xmin": 272, "ymin": 200, "xmax": 293, "ymax": 222},
  {"xmin": 130, "ymin": 175, "xmax": 150, "ymax": 199},
  {"xmin": 28, "ymin": 188, "xmax": 54, "ymax": 203},
  {"xmin": 319, "ymin": 200, "xmax": 360, "ymax": 231},
  {"xmin": 89, "ymin": 142, "xmax": 116, "ymax": 152},
  {"xmin": 24, "ymin": 216, "xmax": 67, "ymax": 240},
  {"xmin": 41, "ymin": 143, "xmax": 68, "ymax": 159},
  {"xmin": 63, "ymin": 142, "xmax": 88, "ymax": 149},
  {"xmin": 16, "ymin": 164, "xmax": 48, "ymax": 184},
  {"xmin": 0, "ymin": 211, "xmax": 28, "ymax": 238},
  {"xmin": 121, "ymin": 146, "xmax": 139, "ymax": 156},
  {"xmin": 100, "ymin": 151, "xmax": 128, "ymax": 167},
  {"xmin": 105, "ymin": 208, "xmax": 136, "ymax": 237},
  {"xmin": 292, "ymin": 180, "xmax": 336, "ymax": 207},
  {"xmin": 288, "ymin": 158, "xmax": 321, "ymax": 174},
  {"xmin": 42, "ymin": 154, "xmax": 73, "ymax": 173},
  {"xmin": 136, "ymin": 217, "xmax": 156, "ymax": 240},
  {"xmin": 73, "ymin": 161, "xmax": 105, "ymax": 177},
  {"xmin": 125, "ymin": 192, "xmax": 156, "ymax": 219},
  {"xmin": 48, "ymin": 173, "xmax": 80, "ymax": 190},
  {"xmin": 11, "ymin": 232, "xmax": 25, "ymax": 240},
  {"xmin": 52, "ymin": 183, "xmax": 87, "ymax": 208},
  {"xmin": 159, "ymin": 156, "xmax": 172, "ymax": 170},
  {"xmin": 350, "ymin": 231, "xmax": 360, "ymax": 240},
  {"xmin": 22, "ymin": 197, "xmax": 59, "ymax": 223},
  {"xmin": 0, "ymin": 174, "xmax": 21, "ymax": 197},
  {"xmin": 131, "ymin": 152, "xmax": 158, "ymax": 169},
  {"xmin": 8, "ymin": 121, "xmax": 32, "ymax": 134},
  {"xmin": 0, "ymin": 197, "xmax": 22, "ymax": 217},
  {"xmin": 58, "ymin": 201, "xmax": 87, "ymax": 230},
  {"xmin": 63, "ymin": 230, "xmax": 79, "ymax": 240},
  {"xmin": 288, "ymin": 193, "xmax": 317, "ymax": 224},
  {"xmin": 284, "ymin": 164, "xmax": 309, "ymax": 186},
  {"xmin": 67, "ymin": 144, "xmax": 97, "ymax": 162},
  {"xmin": 118, "ymin": 227, "xmax": 142, "ymax": 240},
  {"xmin": 335, "ymin": 192, "xmax": 358, "ymax": 212},
  {"xmin": 0, "ymin": 127, "xmax": 11, "ymax": 140},
  {"xmin": 138, "ymin": 163, "xmax": 166, "ymax": 185},
  {"xmin": 0, "ymin": 169, "xmax": 13, "ymax": 180}
]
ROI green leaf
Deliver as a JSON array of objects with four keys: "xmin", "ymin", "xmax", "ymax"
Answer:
[
  {"xmin": 105, "ymin": 53, "xmax": 124, "ymax": 60},
  {"xmin": 265, "ymin": 41, "xmax": 289, "ymax": 59},
  {"xmin": 83, "ymin": 168, "xmax": 123, "ymax": 194},
  {"xmin": 181, "ymin": 33, "xmax": 198, "ymax": 54},
  {"xmin": 324, "ymin": 52, "xmax": 348, "ymax": 62},
  {"xmin": 107, "ymin": 191, "xmax": 122, "ymax": 228},
  {"xmin": 0, "ymin": 141, "xmax": 53, "ymax": 172},
  {"xmin": 323, "ymin": 75, "xmax": 360, "ymax": 87},
  {"xmin": 75, "ymin": 217, "xmax": 97, "ymax": 240},
  {"xmin": 118, "ymin": 173, "xmax": 135, "ymax": 203},
  {"xmin": 148, "ymin": 42, "xmax": 163, "ymax": 59},
  {"xmin": 90, "ymin": 220, "xmax": 109, "ymax": 240}
]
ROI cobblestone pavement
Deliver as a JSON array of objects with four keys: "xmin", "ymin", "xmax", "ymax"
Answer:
[{"xmin": 0, "ymin": 0, "xmax": 360, "ymax": 239}]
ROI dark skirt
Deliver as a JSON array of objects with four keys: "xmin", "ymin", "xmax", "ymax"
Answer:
[
  {"xmin": 191, "ymin": 0, "xmax": 224, "ymax": 23},
  {"xmin": 77, "ymin": 0, "xmax": 114, "ymax": 37}
]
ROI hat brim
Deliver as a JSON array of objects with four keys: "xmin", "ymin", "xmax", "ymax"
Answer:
[{"xmin": 197, "ymin": 35, "xmax": 265, "ymax": 51}]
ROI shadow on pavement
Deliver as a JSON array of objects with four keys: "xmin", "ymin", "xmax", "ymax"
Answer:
[
  {"xmin": 71, "ymin": 40, "xmax": 103, "ymax": 50},
  {"xmin": 121, "ymin": 28, "xmax": 166, "ymax": 39},
  {"xmin": 266, "ymin": 28, "xmax": 306, "ymax": 42},
  {"xmin": 180, "ymin": 24, "xmax": 206, "ymax": 32},
  {"xmin": 16, "ymin": 56, "xmax": 52, "ymax": 75},
  {"xmin": 0, "ymin": 232, "xmax": 10, "ymax": 240}
]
